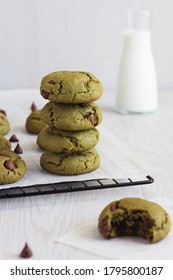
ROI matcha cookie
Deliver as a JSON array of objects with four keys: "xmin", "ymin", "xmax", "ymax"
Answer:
[
  {"xmin": 0, "ymin": 135, "xmax": 11, "ymax": 151},
  {"xmin": 98, "ymin": 198, "xmax": 171, "ymax": 243},
  {"xmin": 40, "ymin": 148, "xmax": 100, "ymax": 175},
  {"xmin": 37, "ymin": 126, "xmax": 100, "ymax": 153},
  {"xmin": 25, "ymin": 110, "xmax": 48, "ymax": 134},
  {"xmin": 0, "ymin": 150, "xmax": 26, "ymax": 184},
  {"xmin": 0, "ymin": 112, "xmax": 10, "ymax": 135},
  {"xmin": 41, "ymin": 101, "xmax": 102, "ymax": 131},
  {"xmin": 40, "ymin": 71, "xmax": 103, "ymax": 103}
]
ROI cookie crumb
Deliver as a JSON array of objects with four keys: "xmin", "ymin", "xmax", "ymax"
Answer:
[{"xmin": 20, "ymin": 243, "xmax": 33, "ymax": 258}]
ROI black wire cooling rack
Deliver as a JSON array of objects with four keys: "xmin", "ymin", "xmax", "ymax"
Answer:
[{"xmin": 0, "ymin": 175, "xmax": 154, "ymax": 199}]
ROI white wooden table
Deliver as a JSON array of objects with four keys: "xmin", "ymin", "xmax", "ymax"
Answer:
[{"xmin": 0, "ymin": 89, "xmax": 173, "ymax": 260}]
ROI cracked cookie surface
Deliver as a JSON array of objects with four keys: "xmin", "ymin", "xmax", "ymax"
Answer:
[
  {"xmin": 0, "ymin": 112, "xmax": 10, "ymax": 135},
  {"xmin": 40, "ymin": 148, "xmax": 100, "ymax": 175},
  {"xmin": 25, "ymin": 110, "xmax": 48, "ymax": 134},
  {"xmin": 0, "ymin": 150, "xmax": 26, "ymax": 184},
  {"xmin": 41, "ymin": 101, "xmax": 102, "ymax": 131},
  {"xmin": 0, "ymin": 135, "xmax": 11, "ymax": 151},
  {"xmin": 40, "ymin": 71, "xmax": 103, "ymax": 103},
  {"xmin": 98, "ymin": 197, "xmax": 171, "ymax": 243},
  {"xmin": 37, "ymin": 126, "xmax": 100, "ymax": 153}
]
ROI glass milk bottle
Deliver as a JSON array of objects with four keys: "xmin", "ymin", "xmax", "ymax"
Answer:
[{"xmin": 115, "ymin": 10, "xmax": 158, "ymax": 113}]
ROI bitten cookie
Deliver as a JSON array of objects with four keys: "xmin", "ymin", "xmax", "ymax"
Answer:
[
  {"xmin": 25, "ymin": 110, "xmax": 48, "ymax": 134},
  {"xmin": 37, "ymin": 126, "xmax": 100, "ymax": 153},
  {"xmin": 98, "ymin": 198, "xmax": 171, "ymax": 243},
  {"xmin": 40, "ymin": 71, "xmax": 103, "ymax": 103},
  {"xmin": 0, "ymin": 150, "xmax": 26, "ymax": 184},
  {"xmin": 0, "ymin": 135, "xmax": 11, "ymax": 151},
  {"xmin": 40, "ymin": 148, "xmax": 100, "ymax": 175},
  {"xmin": 41, "ymin": 101, "xmax": 102, "ymax": 131},
  {"xmin": 0, "ymin": 112, "xmax": 10, "ymax": 135}
]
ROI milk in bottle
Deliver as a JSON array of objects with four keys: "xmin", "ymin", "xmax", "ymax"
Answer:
[{"xmin": 115, "ymin": 10, "xmax": 158, "ymax": 113}]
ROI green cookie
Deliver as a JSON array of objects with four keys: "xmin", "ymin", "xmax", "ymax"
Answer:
[
  {"xmin": 98, "ymin": 197, "xmax": 171, "ymax": 243},
  {"xmin": 0, "ymin": 150, "xmax": 26, "ymax": 184},
  {"xmin": 25, "ymin": 110, "xmax": 48, "ymax": 134},
  {"xmin": 37, "ymin": 126, "xmax": 100, "ymax": 153},
  {"xmin": 40, "ymin": 148, "xmax": 100, "ymax": 175},
  {"xmin": 0, "ymin": 112, "xmax": 10, "ymax": 135},
  {"xmin": 41, "ymin": 101, "xmax": 102, "ymax": 131},
  {"xmin": 0, "ymin": 135, "xmax": 11, "ymax": 151},
  {"xmin": 40, "ymin": 71, "xmax": 103, "ymax": 103}
]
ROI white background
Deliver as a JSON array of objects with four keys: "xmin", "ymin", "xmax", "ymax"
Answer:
[{"xmin": 0, "ymin": 0, "xmax": 173, "ymax": 91}]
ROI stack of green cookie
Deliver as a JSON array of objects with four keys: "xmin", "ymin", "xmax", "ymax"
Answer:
[{"xmin": 37, "ymin": 71, "xmax": 103, "ymax": 175}]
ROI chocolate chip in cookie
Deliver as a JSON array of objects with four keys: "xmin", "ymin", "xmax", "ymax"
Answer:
[{"xmin": 4, "ymin": 160, "xmax": 15, "ymax": 171}]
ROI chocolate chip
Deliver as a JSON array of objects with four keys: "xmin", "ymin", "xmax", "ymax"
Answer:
[
  {"xmin": 9, "ymin": 134, "xmax": 19, "ymax": 142},
  {"xmin": 62, "ymin": 148, "xmax": 72, "ymax": 154},
  {"xmin": 14, "ymin": 143, "xmax": 23, "ymax": 154},
  {"xmin": 0, "ymin": 153, "xmax": 7, "ymax": 157},
  {"xmin": 110, "ymin": 203, "xmax": 117, "ymax": 212},
  {"xmin": 141, "ymin": 219, "xmax": 152, "ymax": 232},
  {"xmin": 0, "ymin": 109, "xmax": 6, "ymax": 116},
  {"xmin": 84, "ymin": 113, "xmax": 95, "ymax": 125},
  {"xmin": 31, "ymin": 102, "xmax": 38, "ymax": 112},
  {"xmin": 48, "ymin": 80, "xmax": 56, "ymax": 85},
  {"xmin": 98, "ymin": 219, "xmax": 109, "ymax": 235},
  {"xmin": 4, "ymin": 160, "xmax": 15, "ymax": 171},
  {"xmin": 41, "ymin": 90, "xmax": 50, "ymax": 99},
  {"xmin": 20, "ymin": 243, "xmax": 33, "ymax": 258}
]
